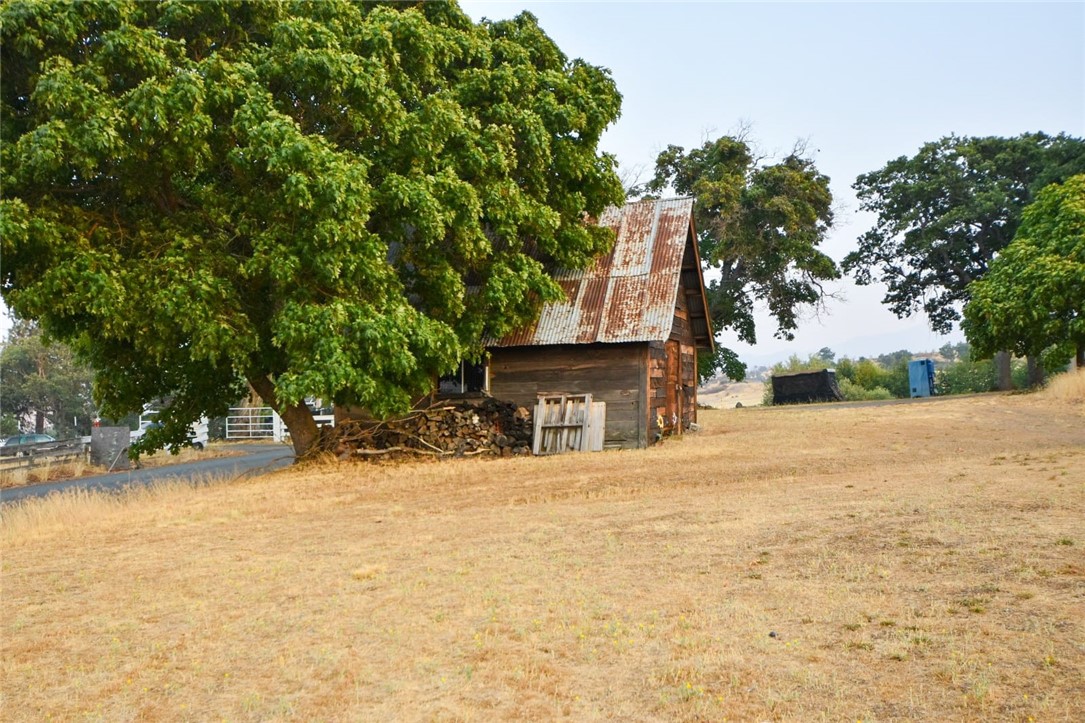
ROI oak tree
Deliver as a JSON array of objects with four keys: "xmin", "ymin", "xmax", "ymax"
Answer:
[
  {"xmin": 845, "ymin": 133, "xmax": 1085, "ymax": 334},
  {"xmin": 963, "ymin": 175, "xmax": 1085, "ymax": 383},
  {"xmin": 1, "ymin": 1, "xmax": 624, "ymax": 457},
  {"xmin": 645, "ymin": 136, "xmax": 839, "ymax": 381},
  {"xmin": 0, "ymin": 320, "xmax": 97, "ymax": 437}
]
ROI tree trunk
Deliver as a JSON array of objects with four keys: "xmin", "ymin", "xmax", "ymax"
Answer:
[
  {"xmin": 1076, "ymin": 342, "xmax": 1084, "ymax": 369},
  {"xmin": 1026, "ymin": 354, "xmax": 1045, "ymax": 388},
  {"xmin": 247, "ymin": 375, "xmax": 320, "ymax": 460},
  {"xmin": 994, "ymin": 351, "xmax": 1013, "ymax": 391},
  {"xmin": 280, "ymin": 402, "xmax": 321, "ymax": 459},
  {"xmin": 34, "ymin": 410, "xmax": 44, "ymax": 434}
]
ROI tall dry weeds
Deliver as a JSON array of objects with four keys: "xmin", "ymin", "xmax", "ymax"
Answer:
[
  {"xmin": 1041, "ymin": 365, "xmax": 1085, "ymax": 406},
  {"xmin": 0, "ymin": 458, "xmax": 98, "ymax": 489}
]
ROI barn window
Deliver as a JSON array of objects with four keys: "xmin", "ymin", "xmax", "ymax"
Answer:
[{"xmin": 438, "ymin": 360, "xmax": 488, "ymax": 395}]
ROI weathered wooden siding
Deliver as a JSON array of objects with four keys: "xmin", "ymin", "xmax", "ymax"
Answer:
[
  {"xmin": 648, "ymin": 342, "xmax": 667, "ymax": 438},
  {"xmin": 665, "ymin": 277, "xmax": 699, "ymax": 430},
  {"xmin": 681, "ymin": 342, "xmax": 697, "ymax": 427},
  {"xmin": 488, "ymin": 344, "xmax": 648, "ymax": 449}
]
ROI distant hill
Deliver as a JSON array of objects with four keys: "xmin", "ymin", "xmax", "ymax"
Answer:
[{"xmin": 697, "ymin": 381, "xmax": 765, "ymax": 408}]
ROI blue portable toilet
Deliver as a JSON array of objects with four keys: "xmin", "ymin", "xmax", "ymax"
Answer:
[{"xmin": 908, "ymin": 359, "xmax": 935, "ymax": 398}]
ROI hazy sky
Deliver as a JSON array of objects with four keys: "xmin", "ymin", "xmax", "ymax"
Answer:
[{"xmin": 462, "ymin": 0, "xmax": 1085, "ymax": 364}]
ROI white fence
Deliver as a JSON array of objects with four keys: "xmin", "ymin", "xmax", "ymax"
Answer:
[{"xmin": 226, "ymin": 407, "xmax": 334, "ymax": 443}]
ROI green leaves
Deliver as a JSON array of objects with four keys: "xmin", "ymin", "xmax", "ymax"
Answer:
[
  {"xmin": 2, "ymin": 1, "xmax": 623, "ymax": 456},
  {"xmin": 647, "ymin": 136, "xmax": 839, "ymax": 382},
  {"xmin": 963, "ymin": 175, "xmax": 1085, "ymax": 363},
  {"xmin": 0, "ymin": 321, "xmax": 97, "ymax": 438},
  {"xmin": 846, "ymin": 133, "xmax": 1085, "ymax": 333}
]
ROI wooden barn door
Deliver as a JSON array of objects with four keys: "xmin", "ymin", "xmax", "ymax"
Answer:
[{"xmin": 665, "ymin": 339, "xmax": 680, "ymax": 434}]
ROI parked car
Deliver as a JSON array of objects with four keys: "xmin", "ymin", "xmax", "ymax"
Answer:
[
  {"xmin": 0, "ymin": 433, "xmax": 58, "ymax": 456},
  {"xmin": 130, "ymin": 420, "xmax": 208, "ymax": 450},
  {"xmin": 2, "ymin": 433, "xmax": 56, "ymax": 447}
]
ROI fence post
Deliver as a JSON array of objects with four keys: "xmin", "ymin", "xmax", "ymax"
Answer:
[{"xmin": 273, "ymin": 412, "xmax": 284, "ymax": 443}]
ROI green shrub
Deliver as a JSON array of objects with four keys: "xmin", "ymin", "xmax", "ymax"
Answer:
[
  {"xmin": 763, "ymin": 353, "xmax": 909, "ymax": 403},
  {"xmin": 834, "ymin": 357, "xmax": 857, "ymax": 382},
  {"xmin": 853, "ymin": 359, "xmax": 890, "ymax": 391},
  {"xmin": 771, "ymin": 354, "xmax": 830, "ymax": 375},
  {"xmin": 936, "ymin": 359, "xmax": 997, "ymax": 395},
  {"xmin": 883, "ymin": 360, "xmax": 911, "ymax": 398},
  {"xmin": 1011, "ymin": 359, "xmax": 1029, "ymax": 389},
  {"xmin": 839, "ymin": 379, "xmax": 894, "ymax": 401},
  {"xmin": 762, "ymin": 382, "xmax": 775, "ymax": 406},
  {"xmin": 1042, "ymin": 341, "xmax": 1076, "ymax": 373}
]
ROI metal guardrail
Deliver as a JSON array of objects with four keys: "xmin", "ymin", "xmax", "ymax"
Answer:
[
  {"xmin": 0, "ymin": 439, "xmax": 79, "ymax": 458},
  {"xmin": 0, "ymin": 443, "xmax": 88, "ymax": 474}
]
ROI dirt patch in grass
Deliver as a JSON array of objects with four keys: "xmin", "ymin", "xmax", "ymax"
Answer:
[{"xmin": 3, "ymin": 392, "xmax": 1084, "ymax": 720}]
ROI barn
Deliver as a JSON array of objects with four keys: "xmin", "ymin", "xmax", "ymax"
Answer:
[{"xmin": 442, "ymin": 197, "xmax": 714, "ymax": 449}]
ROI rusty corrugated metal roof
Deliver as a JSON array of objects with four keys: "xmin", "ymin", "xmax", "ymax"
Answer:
[{"xmin": 491, "ymin": 197, "xmax": 698, "ymax": 347}]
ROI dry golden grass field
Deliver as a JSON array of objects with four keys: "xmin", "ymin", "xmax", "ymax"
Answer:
[
  {"xmin": 0, "ymin": 457, "xmax": 98, "ymax": 489},
  {"xmin": 4, "ymin": 372, "xmax": 1084, "ymax": 721}
]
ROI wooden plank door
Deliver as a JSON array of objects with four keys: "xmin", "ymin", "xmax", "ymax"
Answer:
[{"xmin": 587, "ymin": 401, "xmax": 606, "ymax": 452}]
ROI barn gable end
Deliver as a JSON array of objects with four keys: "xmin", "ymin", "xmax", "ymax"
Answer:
[{"xmin": 487, "ymin": 197, "xmax": 713, "ymax": 449}]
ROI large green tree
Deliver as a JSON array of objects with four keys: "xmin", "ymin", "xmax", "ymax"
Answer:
[
  {"xmin": 0, "ymin": 320, "xmax": 97, "ymax": 438},
  {"xmin": 845, "ymin": 133, "xmax": 1085, "ymax": 335},
  {"xmin": 1, "ymin": 1, "xmax": 624, "ymax": 457},
  {"xmin": 645, "ymin": 136, "xmax": 839, "ymax": 381},
  {"xmin": 963, "ymin": 175, "xmax": 1085, "ymax": 382}
]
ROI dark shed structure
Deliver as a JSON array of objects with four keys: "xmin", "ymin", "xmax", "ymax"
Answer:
[
  {"xmin": 770, "ymin": 369, "xmax": 844, "ymax": 405},
  {"xmin": 486, "ymin": 197, "xmax": 714, "ymax": 449}
]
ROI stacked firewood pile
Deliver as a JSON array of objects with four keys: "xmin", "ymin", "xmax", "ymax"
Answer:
[{"xmin": 332, "ymin": 398, "xmax": 534, "ymax": 460}]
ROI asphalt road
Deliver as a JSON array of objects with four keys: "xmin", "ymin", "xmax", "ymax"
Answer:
[{"xmin": 1, "ymin": 443, "xmax": 295, "ymax": 505}]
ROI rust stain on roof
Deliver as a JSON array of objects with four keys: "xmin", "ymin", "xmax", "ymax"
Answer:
[
  {"xmin": 491, "ymin": 197, "xmax": 705, "ymax": 347},
  {"xmin": 576, "ymin": 276, "xmax": 608, "ymax": 342}
]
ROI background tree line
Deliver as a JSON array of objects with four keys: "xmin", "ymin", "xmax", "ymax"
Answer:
[
  {"xmin": 642, "ymin": 130, "xmax": 1083, "ymax": 387},
  {"xmin": 0, "ymin": 320, "xmax": 96, "ymax": 437},
  {"xmin": 0, "ymin": 320, "xmax": 146, "ymax": 438},
  {"xmin": 845, "ymin": 134, "xmax": 1085, "ymax": 388},
  {"xmin": 759, "ymin": 342, "xmax": 1041, "ymax": 406}
]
